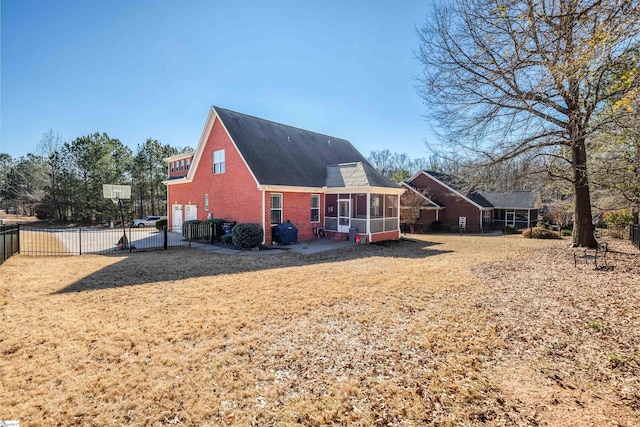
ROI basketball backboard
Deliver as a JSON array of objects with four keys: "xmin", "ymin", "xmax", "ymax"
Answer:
[{"xmin": 103, "ymin": 184, "xmax": 131, "ymax": 202}]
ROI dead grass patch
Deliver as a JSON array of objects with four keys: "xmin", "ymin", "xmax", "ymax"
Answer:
[{"xmin": 1, "ymin": 234, "xmax": 638, "ymax": 425}]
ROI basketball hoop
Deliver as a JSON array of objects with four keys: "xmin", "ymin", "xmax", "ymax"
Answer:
[
  {"xmin": 103, "ymin": 184, "xmax": 132, "ymax": 252},
  {"xmin": 103, "ymin": 184, "xmax": 131, "ymax": 203}
]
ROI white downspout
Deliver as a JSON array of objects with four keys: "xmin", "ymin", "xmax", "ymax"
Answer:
[
  {"xmin": 396, "ymin": 195, "xmax": 401, "ymax": 238},
  {"xmin": 261, "ymin": 189, "xmax": 266, "ymax": 245},
  {"xmin": 367, "ymin": 192, "xmax": 371, "ymax": 242}
]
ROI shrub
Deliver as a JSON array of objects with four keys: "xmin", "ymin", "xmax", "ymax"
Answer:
[
  {"xmin": 561, "ymin": 229, "xmax": 572, "ymax": 236},
  {"xmin": 430, "ymin": 221, "xmax": 442, "ymax": 232},
  {"xmin": 603, "ymin": 210, "xmax": 634, "ymax": 228},
  {"xmin": 450, "ymin": 225, "xmax": 460, "ymax": 233},
  {"xmin": 522, "ymin": 226, "xmax": 561, "ymax": 239},
  {"xmin": 231, "ymin": 223, "xmax": 264, "ymax": 249},
  {"xmin": 155, "ymin": 218, "xmax": 167, "ymax": 230}
]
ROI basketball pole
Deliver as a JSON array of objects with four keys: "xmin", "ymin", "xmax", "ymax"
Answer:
[{"xmin": 118, "ymin": 197, "xmax": 130, "ymax": 252}]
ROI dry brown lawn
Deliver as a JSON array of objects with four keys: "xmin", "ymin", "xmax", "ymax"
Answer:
[{"xmin": 1, "ymin": 234, "xmax": 638, "ymax": 426}]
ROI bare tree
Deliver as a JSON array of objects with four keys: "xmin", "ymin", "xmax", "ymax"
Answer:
[
  {"xmin": 400, "ymin": 186, "xmax": 431, "ymax": 233},
  {"xmin": 417, "ymin": 0, "xmax": 640, "ymax": 247}
]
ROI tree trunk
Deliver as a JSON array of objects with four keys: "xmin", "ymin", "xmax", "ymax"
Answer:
[{"xmin": 572, "ymin": 140, "xmax": 598, "ymax": 248}]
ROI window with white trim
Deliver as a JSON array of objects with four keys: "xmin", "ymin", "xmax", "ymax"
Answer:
[
  {"xmin": 483, "ymin": 209, "xmax": 491, "ymax": 224},
  {"xmin": 204, "ymin": 194, "xmax": 209, "ymax": 211},
  {"xmin": 270, "ymin": 193, "xmax": 282, "ymax": 225},
  {"xmin": 310, "ymin": 194, "xmax": 320, "ymax": 222},
  {"xmin": 213, "ymin": 149, "xmax": 225, "ymax": 174},
  {"xmin": 186, "ymin": 158, "xmax": 191, "ymax": 170},
  {"xmin": 180, "ymin": 159, "xmax": 185, "ymax": 171},
  {"xmin": 170, "ymin": 162, "xmax": 174, "ymax": 173}
]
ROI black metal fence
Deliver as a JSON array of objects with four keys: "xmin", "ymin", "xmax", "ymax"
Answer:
[
  {"xmin": 631, "ymin": 224, "xmax": 640, "ymax": 249},
  {"xmin": 17, "ymin": 225, "xmax": 189, "ymax": 256},
  {"xmin": 1, "ymin": 224, "xmax": 20, "ymax": 264}
]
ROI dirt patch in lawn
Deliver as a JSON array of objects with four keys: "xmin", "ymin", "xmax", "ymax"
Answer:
[{"xmin": 1, "ymin": 234, "xmax": 638, "ymax": 425}]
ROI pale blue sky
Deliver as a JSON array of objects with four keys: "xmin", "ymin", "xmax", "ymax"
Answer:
[{"xmin": 1, "ymin": 0, "xmax": 437, "ymax": 161}]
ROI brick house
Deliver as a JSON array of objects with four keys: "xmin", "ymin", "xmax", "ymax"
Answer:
[
  {"xmin": 401, "ymin": 170, "xmax": 542, "ymax": 232},
  {"xmin": 163, "ymin": 106, "xmax": 404, "ymax": 244}
]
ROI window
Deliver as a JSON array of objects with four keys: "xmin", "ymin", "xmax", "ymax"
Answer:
[
  {"xmin": 310, "ymin": 194, "xmax": 320, "ymax": 222},
  {"xmin": 204, "ymin": 194, "xmax": 209, "ymax": 211},
  {"xmin": 186, "ymin": 158, "xmax": 191, "ymax": 170},
  {"xmin": 387, "ymin": 195, "xmax": 396, "ymax": 217},
  {"xmin": 180, "ymin": 159, "xmax": 185, "ymax": 171},
  {"xmin": 213, "ymin": 149, "xmax": 225, "ymax": 174},
  {"xmin": 170, "ymin": 162, "xmax": 174, "ymax": 173},
  {"xmin": 483, "ymin": 210, "xmax": 491, "ymax": 224},
  {"xmin": 270, "ymin": 193, "xmax": 282, "ymax": 225},
  {"xmin": 370, "ymin": 194, "xmax": 381, "ymax": 218}
]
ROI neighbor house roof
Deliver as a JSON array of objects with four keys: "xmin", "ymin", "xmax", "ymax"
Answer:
[
  {"xmin": 479, "ymin": 191, "xmax": 542, "ymax": 209},
  {"xmin": 421, "ymin": 170, "xmax": 493, "ymax": 208},
  {"xmin": 326, "ymin": 162, "xmax": 401, "ymax": 188},
  {"xmin": 401, "ymin": 181, "xmax": 442, "ymax": 208},
  {"xmin": 214, "ymin": 107, "xmax": 381, "ymax": 188}
]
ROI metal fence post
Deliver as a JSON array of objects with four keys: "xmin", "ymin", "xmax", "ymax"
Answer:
[
  {"xmin": 164, "ymin": 226, "xmax": 168, "ymax": 250},
  {"xmin": 79, "ymin": 227, "xmax": 82, "ymax": 255},
  {"xmin": 1, "ymin": 226, "xmax": 5, "ymax": 262}
]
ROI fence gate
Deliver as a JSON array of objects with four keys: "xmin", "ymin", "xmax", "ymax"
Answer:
[
  {"xmin": 631, "ymin": 224, "xmax": 640, "ymax": 249},
  {"xmin": 0, "ymin": 224, "xmax": 20, "ymax": 264}
]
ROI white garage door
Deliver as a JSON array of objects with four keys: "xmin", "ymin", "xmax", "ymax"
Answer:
[
  {"xmin": 172, "ymin": 205, "xmax": 183, "ymax": 231},
  {"xmin": 185, "ymin": 205, "xmax": 198, "ymax": 222}
]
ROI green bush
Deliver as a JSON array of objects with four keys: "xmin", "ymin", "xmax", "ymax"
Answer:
[
  {"xmin": 155, "ymin": 218, "xmax": 167, "ymax": 230},
  {"xmin": 231, "ymin": 223, "xmax": 264, "ymax": 249},
  {"xmin": 522, "ymin": 226, "xmax": 561, "ymax": 239},
  {"xmin": 603, "ymin": 210, "xmax": 634, "ymax": 228},
  {"xmin": 561, "ymin": 229, "xmax": 572, "ymax": 236}
]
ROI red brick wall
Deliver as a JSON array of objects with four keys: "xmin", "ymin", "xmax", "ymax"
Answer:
[
  {"xmin": 168, "ymin": 155, "xmax": 194, "ymax": 178},
  {"xmin": 412, "ymin": 208, "xmax": 439, "ymax": 231},
  {"xmin": 264, "ymin": 191, "xmax": 324, "ymax": 243},
  {"xmin": 167, "ymin": 117, "xmax": 262, "ymax": 227},
  {"xmin": 409, "ymin": 173, "xmax": 484, "ymax": 231},
  {"xmin": 370, "ymin": 230, "xmax": 400, "ymax": 242}
]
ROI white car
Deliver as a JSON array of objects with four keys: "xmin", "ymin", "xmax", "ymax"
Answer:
[{"xmin": 132, "ymin": 215, "xmax": 167, "ymax": 228}]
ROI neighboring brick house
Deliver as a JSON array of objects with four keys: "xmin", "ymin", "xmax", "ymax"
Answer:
[
  {"xmin": 163, "ymin": 106, "xmax": 404, "ymax": 244},
  {"xmin": 401, "ymin": 170, "xmax": 542, "ymax": 232}
]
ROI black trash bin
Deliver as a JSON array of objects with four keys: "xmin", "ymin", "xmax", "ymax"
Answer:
[
  {"xmin": 348, "ymin": 227, "xmax": 357, "ymax": 242},
  {"xmin": 274, "ymin": 220, "xmax": 298, "ymax": 245}
]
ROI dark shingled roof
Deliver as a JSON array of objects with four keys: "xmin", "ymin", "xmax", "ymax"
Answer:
[
  {"xmin": 326, "ymin": 163, "xmax": 401, "ymax": 188},
  {"xmin": 215, "ymin": 106, "xmax": 386, "ymax": 187},
  {"xmin": 422, "ymin": 171, "xmax": 493, "ymax": 208},
  {"xmin": 479, "ymin": 191, "xmax": 541, "ymax": 209},
  {"xmin": 402, "ymin": 182, "xmax": 442, "ymax": 207}
]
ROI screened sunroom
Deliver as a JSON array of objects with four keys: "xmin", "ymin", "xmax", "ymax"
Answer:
[{"xmin": 322, "ymin": 163, "xmax": 404, "ymax": 242}]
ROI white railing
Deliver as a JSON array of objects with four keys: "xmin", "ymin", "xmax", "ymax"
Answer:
[{"xmin": 325, "ymin": 216, "xmax": 397, "ymax": 234}]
